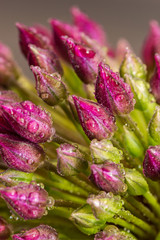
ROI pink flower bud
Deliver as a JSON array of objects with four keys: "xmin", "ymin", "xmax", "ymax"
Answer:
[
  {"xmin": 90, "ymin": 161, "xmax": 127, "ymax": 194},
  {"xmin": 16, "ymin": 23, "xmax": 52, "ymax": 58},
  {"xmin": 31, "ymin": 66, "xmax": 67, "ymax": 106},
  {"xmin": 73, "ymin": 95, "xmax": 116, "ymax": 141},
  {"xmin": 143, "ymin": 146, "xmax": 160, "ymax": 181},
  {"xmin": 63, "ymin": 37, "xmax": 100, "ymax": 84},
  {"xmin": 150, "ymin": 53, "xmax": 160, "ymax": 104},
  {"xmin": 95, "ymin": 62, "xmax": 135, "ymax": 115},
  {"xmin": 1, "ymin": 101, "xmax": 55, "ymax": 143},
  {"xmin": 32, "ymin": 24, "xmax": 53, "ymax": 45},
  {"xmin": 50, "ymin": 19, "xmax": 81, "ymax": 61},
  {"xmin": 0, "ymin": 133, "xmax": 45, "ymax": 172},
  {"xmin": 12, "ymin": 225, "xmax": 58, "ymax": 240},
  {"xmin": 0, "ymin": 183, "xmax": 53, "ymax": 220},
  {"xmin": 142, "ymin": 20, "xmax": 160, "ymax": 69},
  {"xmin": 57, "ymin": 143, "xmax": 88, "ymax": 176},
  {"xmin": 71, "ymin": 7, "xmax": 107, "ymax": 46},
  {"xmin": 0, "ymin": 217, "xmax": 12, "ymax": 240},
  {"xmin": 0, "ymin": 42, "xmax": 20, "ymax": 85},
  {"xmin": 28, "ymin": 45, "xmax": 63, "ymax": 75},
  {"xmin": 0, "ymin": 90, "xmax": 21, "ymax": 134}
]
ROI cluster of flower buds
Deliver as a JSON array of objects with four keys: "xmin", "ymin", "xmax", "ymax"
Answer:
[{"xmin": 1, "ymin": 6, "xmax": 160, "ymax": 240}]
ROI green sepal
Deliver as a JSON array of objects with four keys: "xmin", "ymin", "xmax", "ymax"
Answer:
[{"xmin": 125, "ymin": 168, "xmax": 149, "ymax": 196}]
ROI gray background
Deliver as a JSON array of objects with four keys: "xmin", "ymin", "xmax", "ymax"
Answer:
[{"xmin": 1, "ymin": 0, "xmax": 160, "ymax": 78}]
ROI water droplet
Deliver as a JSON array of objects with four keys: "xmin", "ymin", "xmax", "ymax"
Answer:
[
  {"xmin": 22, "ymin": 101, "xmax": 35, "ymax": 111},
  {"xmin": 27, "ymin": 121, "xmax": 39, "ymax": 133},
  {"xmin": 17, "ymin": 116, "xmax": 25, "ymax": 126}
]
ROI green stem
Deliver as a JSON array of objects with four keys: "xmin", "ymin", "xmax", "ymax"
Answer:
[
  {"xmin": 119, "ymin": 115, "xmax": 147, "ymax": 149},
  {"xmin": 123, "ymin": 199, "xmax": 145, "ymax": 220},
  {"xmin": 66, "ymin": 175, "xmax": 99, "ymax": 195},
  {"xmin": 54, "ymin": 199, "xmax": 80, "ymax": 208},
  {"xmin": 118, "ymin": 209, "xmax": 156, "ymax": 236},
  {"xmin": 107, "ymin": 217, "xmax": 148, "ymax": 239},
  {"xmin": 144, "ymin": 191, "xmax": 160, "ymax": 217},
  {"xmin": 127, "ymin": 196, "xmax": 160, "ymax": 225}
]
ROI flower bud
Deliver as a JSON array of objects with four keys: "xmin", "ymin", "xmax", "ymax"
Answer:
[
  {"xmin": 72, "ymin": 95, "xmax": 117, "ymax": 141},
  {"xmin": 150, "ymin": 54, "xmax": 160, "ymax": 104},
  {"xmin": 142, "ymin": 20, "xmax": 160, "ymax": 69},
  {"xmin": 71, "ymin": 7, "xmax": 106, "ymax": 46},
  {"xmin": 12, "ymin": 225, "xmax": 58, "ymax": 240},
  {"xmin": 90, "ymin": 161, "xmax": 127, "ymax": 194},
  {"xmin": 0, "ymin": 90, "xmax": 21, "ymax": 134},
  {"xmin": 95, "ymin": 225, "xmax": 137, "ymax": 240},
  {"xmin": 120, "ymin": 49, "xmax": 147, "ymax": 80},
  {"xmin": 50, "ymin": 19, "xmax": 81, "ymax": 62},
  {"xmin": 149, "ymin": 106, "xmax": 160, "ymax": 144},
  {"xmin": 16, "ymin": 23, "xmax": 52, "ymax": 58},
  {"xmin": 87, "ymin": 192, "xmax": 123, "ymax": 221},
  {"xmin": 90, "ymin": 139, "xmax": 123, "ymax": 164},
  {"xmin": 31, "ymin": 66, "xmax": 67, "ymax": 106},
  {"xmin": 0, "ymin": 133, "xmax": 45, "ymax": 172},
  {"xmin": 0, "ymin": 182, "xmax": 54, "ymax": 219},
  {"xmin": 71, "ymin": 204, "xmax": 105, "ymax": 235},
  {"xmin": 32, "ymin": 24, "xmax": 53, "ymax": 45},
  {"xmin": 95, "ymin": 62, "xmax": 135, "ymax": 115},
  {"xmin": 0, "ymin": 42, "xmax": 20, "ymax": 85},
  {"xmin": 1, "ymin": 101, "xmax": 55, "ymax": 143},
  {"xmin": 143, "ymin": 146, "xmax": 160, "ymax": 181},
  {"xmin": 0, "ymin": 217, "xmax": 12, "ymax": 240},
  {"xmin": 0, "ymin": 169, "xmax": 33, "ymax": 186},
  {"xmin": 56, "ymin": 143, "xmax": 88, "ymax": 176},
  {"xmin": 62, "ymin": 36, "xmax": 101, "ymax": 84},
  {"xmin": 28, "ymin": 45, "xmax": 63, "ymax": 75},
  {"xmin": 125, "ymin": 168, "xmax": 149, "ymax": 196},
  {"xmin": 124, "ymin": 74, "xmax": 154, "ymax": 111}
]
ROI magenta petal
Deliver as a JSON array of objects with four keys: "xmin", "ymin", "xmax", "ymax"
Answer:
[
  {"xmin": 143, "ymin": 146, "xmax": 160, "ymax": 181},
  {"xmin": 73, "ymin": 95, "xmax": 116, "ymax": 141},
  {"xmin": 0, "ymin": 183, "xmax": 49, "ymax": 220},
  {"xmin": 95, "ymin": 62, "xmax": 135, "ymax": 115},
  {"xmin": 71, "ymin": 7, "xmax": 107, "ymax": 46},
  {"xmin": 0, "ymin": 133, "xmax": 45, "ymax": 172},
  {"xmin": 12, "ymin": 225, "xmax": 58, "ymax": 240},
  {"xmin": 1, "ymin": 101, "xmax": 55, "ymax": 143}
]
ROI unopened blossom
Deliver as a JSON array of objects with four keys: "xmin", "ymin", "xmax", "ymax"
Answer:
[
  {"xmin": 150, "ymin": 54, "xmax": 160, "ymax": 104},
  {"xmin": 71, "ymin": 7, "xmax": 107, "ymax": 46},
  {"xmin": 28, "ymin": 45, "xmax": 63, "ymax": 75},
  {"xmin": 1, "ymin": 100, "xmax": 55, "ymax": 143},
  {"xmin": 73, "ymin": 95, "xmax": 117, "ymax": 140},
  {"xmin": 0, "ymin": 42, "xmax": 20, "ymax": 85},
  {"xmin": 0, "ymin": 133, "xmax": 45, "ymax": 172},
  {"xmin": 0, "ymin": 182, "xmax": 53, "ymax": 220},
  {"xmin": 143, "ymin": 146, "xmax": 160, "ymax": 181},
  {"xmin": 31, "ymin": 66, "xmax": 67, "ymax": 106},
  {"xmin": 63, "ymin": 36, "xmax": 101, "ymax": 84},
  {"xmin": 16, "ymin": 23, "xmax": 52, "ymax": 58},
  {"xmin": 90, "ymin": 161, "xmax": 127, "ymax": 194},
  {"xmin": 12, "ymin": 225, "xmax": 58, "ymax": 240},
  {"xmin": 95, "ymin": 62, "xmax": 135, "ymax": 115},
  {"xmin": 57, "ymin": 143, "xmax": 88, "ymax": 176},
  {"xmin": 142, "ymin": 20, "xmax": 160, "ymax": 69},
  {"xmin": 50, "ymin": 19, "xmax": 81, "ymax": 61}
]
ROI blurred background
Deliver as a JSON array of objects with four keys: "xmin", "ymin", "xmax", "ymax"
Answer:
[{"xmin": 0, "ymin": 0, "xmax": 160, "ymax": 78}]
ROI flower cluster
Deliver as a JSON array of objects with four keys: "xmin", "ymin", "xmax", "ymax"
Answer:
[{"xmin": 0, "ymin": 6, "xmax": 160, "ymax": 240}]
